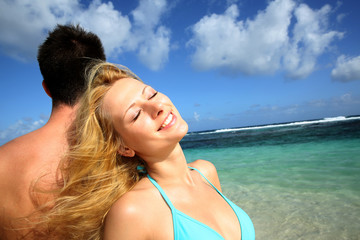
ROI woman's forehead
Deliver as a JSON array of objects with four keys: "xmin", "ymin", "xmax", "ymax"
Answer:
[{"xmin": 103, "ymin": 78, "xmax": 145, "ymax": 113}]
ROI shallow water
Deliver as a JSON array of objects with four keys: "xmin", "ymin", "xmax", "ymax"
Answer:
[{"xmin": 182, "ymin": 117, "xmax": 360, "ymax": 239}]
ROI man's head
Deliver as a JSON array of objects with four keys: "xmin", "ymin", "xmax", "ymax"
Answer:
[{"xmin": 37, "ymin": 24, "xmax": 106, "ymax": 108}]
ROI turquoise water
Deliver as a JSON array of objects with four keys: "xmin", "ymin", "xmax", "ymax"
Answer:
[{"xmin": 182, "ymin": 117, "xmax": 360, "ymax": 240}]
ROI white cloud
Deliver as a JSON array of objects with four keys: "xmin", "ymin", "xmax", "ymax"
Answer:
[
  {"xmin": 132, "ymin": 0, "xmax": 167, "ymax": 29},
  {"xmin": 331, "ymin": 55, "xmax": 360, "ymax": 82},
  {"xmin": 0, "ymin": 0, "xmax": 77, "ymax": 61},
  {"xmin": 336, "ymin": 13, "xmax": 346, "ymax": 23},
  {"xmin": 0, "ymin": 0, "xmax": 170, "ymax": 70},
  {"xmin": 137, "ymin": 26, "xmax": 170, "ymax": 70},
  {"xmin": 194, "ymin": 112, "xmax": 200, "ymax": 121},
  {"xmin": 188, "ymin": 0, "xmax": 343, "ymax": 79},
  {"xmin": 131, "ymin": 0, "xmax": 170, "ymax": 70},
  {"xmin": 284, "ymin": 3, "xmax": 344, "ymax": 79},
  {"xmin": 340, "ymin": 93, "xmax": 351, "ymax": 102},
  {"xmin": 73, "ymin": 0, "xmax": 132, "ymax": 58},
  {"xmin": 0, "ymin": 118, "xmax": 46, "ymax": 146}
]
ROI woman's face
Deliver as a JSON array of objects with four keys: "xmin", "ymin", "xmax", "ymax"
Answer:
[{"xmin": 102, "ymin": 78, "xmax": 188, "ymax": 159}]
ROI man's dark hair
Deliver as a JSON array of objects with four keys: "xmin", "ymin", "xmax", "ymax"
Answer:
[{"xmin": 37, "ymin": 24, "xmax": 106, "ymax": 107}]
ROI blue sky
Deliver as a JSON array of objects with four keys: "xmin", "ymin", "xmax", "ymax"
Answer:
[{"xmin": 1, "ymin": 0, "xmax": 360, "ymax": 145}]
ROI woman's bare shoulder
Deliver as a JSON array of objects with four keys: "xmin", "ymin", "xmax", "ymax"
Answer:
[
  {"xmin": 188, "ymin": 159, "xmax": 222, "ymax": 191},
  {"xmin": 188, "ymin": 159, "xmax": 216, "ymax": 174},
  {"xmin": 103, "ymin": 178, "xmax": 158, "ymax": 239}
]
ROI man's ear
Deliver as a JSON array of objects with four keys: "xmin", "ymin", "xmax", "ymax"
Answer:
[
  {"xmin": 118, "ymin": 147, "xmax": 135, "ymax": 157},
  {"xmin": 42, "ymin": 80, "xmax": 52, "ymax": 98}
]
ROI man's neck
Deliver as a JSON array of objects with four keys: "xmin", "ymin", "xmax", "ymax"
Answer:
[{"xmin": 46, "ymin": 104, "xmax": 77, "ymax": 130}]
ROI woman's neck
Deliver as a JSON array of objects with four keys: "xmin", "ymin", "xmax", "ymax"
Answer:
[{"xmin": 145, "ymin": 143, "xmax": 194, "ymax": 186}]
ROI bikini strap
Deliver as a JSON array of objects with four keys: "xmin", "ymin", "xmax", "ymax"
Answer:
[
  {"xmin": 147, "ymin": 174, "xmax": 176, "ymax": 210},
  {"xmin": 147, "ymin": 174, "xmax": 178, "ymax": 239},
  {"xmin": 187, "ymin": 166, "xmax": 223, "ymax": 196}
]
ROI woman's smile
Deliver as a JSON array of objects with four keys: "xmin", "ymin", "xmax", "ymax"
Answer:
[{"xmin": 158, "ymin": 112, "xmax": 176, "ymax": 131}]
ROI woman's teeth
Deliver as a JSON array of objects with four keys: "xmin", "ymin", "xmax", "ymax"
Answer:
[{"xmin": 160, "ymin": 113, "xmax": 173, "ymax": 129}]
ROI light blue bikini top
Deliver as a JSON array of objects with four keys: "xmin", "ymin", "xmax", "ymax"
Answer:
[{"xmin": 147, "ymin": 166, "xmax": 255, "ymax": 240}]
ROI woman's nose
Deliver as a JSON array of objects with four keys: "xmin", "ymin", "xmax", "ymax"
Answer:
[{"xmin": 145, "ymin": 100, "xmax": 164, "ymax": 119}]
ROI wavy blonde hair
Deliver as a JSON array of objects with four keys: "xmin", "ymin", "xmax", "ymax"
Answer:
[{"xmin": 35, "ymin": 61, "xmax": 146, "ymax": 239}]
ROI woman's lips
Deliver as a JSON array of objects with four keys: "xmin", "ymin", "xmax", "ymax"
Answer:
[{"xmin": 158, "ymin": 112, "xmax": 176, "ymax": 131}]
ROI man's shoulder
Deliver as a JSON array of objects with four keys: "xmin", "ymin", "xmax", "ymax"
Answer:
[
  {"xmin": 0, "ymin": 127, "xmax": 64, "ymax": 239},
  {"xmin": 0, "ymin": 135, "xmax": 34, "ymax": 239},
  {"xmin": 0, "ymin": 129, "xmax": 41, "ymax": 154},
  {"xmin": 0, "ymin": 132, "xmax": 41, "ymax": 197},
  {"xmin": 0, "ymin": 127, "xmax": 58, "ymax": 201},
  {"xmin": 0, "ymin": 125, "xmax": 65, "ymax": 164},
  {"xmin": 0, "ymin": 131, "xmax": 41, "ymax": 168}
]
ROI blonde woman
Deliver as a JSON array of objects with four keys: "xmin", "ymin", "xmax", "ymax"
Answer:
[{"xmin": 40, "ymin": 61, "xmax": 255, "ymax": 240}]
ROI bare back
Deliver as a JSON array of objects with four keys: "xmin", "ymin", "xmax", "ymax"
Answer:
[{"xmin": 0, "ymin": 107, "xmax": 73, "ymax": 239}]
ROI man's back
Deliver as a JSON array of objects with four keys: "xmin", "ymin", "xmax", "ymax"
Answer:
[
  {"xmin": 0, "ymin": 24, "xmax": 105, "ymax": 239},
  {"xmin": 0, "ymin": 107, "xmax": 73, "ymax": 239}
]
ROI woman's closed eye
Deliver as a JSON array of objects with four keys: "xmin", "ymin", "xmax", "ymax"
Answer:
[
  {"xmin": 149, "ymin": 91, "xmax": 158, "ymax": 100},
  {"xmin": 133, "ymin": 110, "xmax": 141, "ymax": 121},
  {"xmin": 133, "ymin": 91, "xmax": 158, "ymax": 121}
]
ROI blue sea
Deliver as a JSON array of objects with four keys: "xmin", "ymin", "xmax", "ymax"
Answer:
[{"xmin": 181, "ymin": 116, "xmax": 360, "ymax": 240}]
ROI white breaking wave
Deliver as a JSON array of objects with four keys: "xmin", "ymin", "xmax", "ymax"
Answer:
[{"xmin": 198, "ymin": 116, "xmax": 360, "ymax": 135}]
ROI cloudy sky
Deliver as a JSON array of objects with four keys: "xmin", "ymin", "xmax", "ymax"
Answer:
[{"xmin": 1, "ymin": 0, "xmax": 360, "ymax": 145}]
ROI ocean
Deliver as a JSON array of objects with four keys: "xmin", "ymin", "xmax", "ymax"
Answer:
[{"xmin": 181, "ymin": 116, "xmax": 360, "ymax": 240}]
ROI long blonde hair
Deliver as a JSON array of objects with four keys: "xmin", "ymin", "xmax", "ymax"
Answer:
[{"xmin": 36, "ymin": 61, "xmax": 146, "ymax": 239}]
